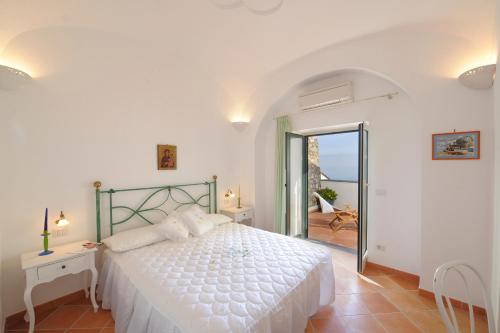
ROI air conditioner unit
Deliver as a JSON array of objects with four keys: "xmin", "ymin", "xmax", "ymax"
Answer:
[{"xmin": 299, "ymin": 82, "xmax": 353, "ymax": 111}]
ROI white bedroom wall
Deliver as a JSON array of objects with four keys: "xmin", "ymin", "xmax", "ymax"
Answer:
[
  {"xmin": 256, "ymin": 71, "xmax": 422, "ymax": 275},
  {"xmin": 0, "ymin": 0, "xmax": 496, "ymax": 321},
  {"xmin": 243, "ymin": 25, "xmax": 494, "ymax": 306},
  {"xmin": 492, "ymin": 0, "xmax": 500, "ymax": 327},
  {"xmin": 0, "ymin": 88, "xmax": 5, "ymax": 332},
  {"xmin": 493, "ymin": 72, "xmax": 500, "ymax": 331},
  {"xmin": 0, "ymin": 229, "xmax": 3, "ymax": 333},
  {"xmin": 0, "ymin": 28, "xmax": 241, "ymax": 316}
]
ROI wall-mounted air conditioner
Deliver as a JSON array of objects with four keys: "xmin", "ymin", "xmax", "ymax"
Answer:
[{"xmin": 299, "ymin": 82, "xmax": 353, "ymax": 111}]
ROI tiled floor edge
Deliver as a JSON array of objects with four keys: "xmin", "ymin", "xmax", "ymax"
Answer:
[
  {"xmin": 365, "ymin": 262, "xmax": 420, "ymax": 282},
  {"xmin": 4, "ymin": 289, "xmax": 87, "ymax": 330},
  {"xmin": 418, "ymin": 288, "xmax": 487, "ymax": 316}
]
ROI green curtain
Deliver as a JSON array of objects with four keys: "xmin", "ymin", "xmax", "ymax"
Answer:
[{"xmin": 274, "ymin": 116, "xmax": 291, "ymax": 234}]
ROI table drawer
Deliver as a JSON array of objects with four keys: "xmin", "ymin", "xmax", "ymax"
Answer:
[
  {"xmin": 37, "ymin": 255, "xmax": 89, "ymax": 281},
  {"xmin": 236, "ymin": 211, "xmax": 251, "ymax": 220}
]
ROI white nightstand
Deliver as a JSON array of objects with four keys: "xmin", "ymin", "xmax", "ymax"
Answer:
[
  {"xmin": 221, "ymin": 206, "xmax": 254, "ymax": 227},
  {"xmin": 21, "ymin": 240, "xmax": 98, "ymax": 333}
]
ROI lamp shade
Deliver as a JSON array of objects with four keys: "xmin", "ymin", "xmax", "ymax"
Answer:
[
  {"xmin": 0, "ymin": 64, "xmax": 31, "ymax": 90},
  {"xmin": 211, "ymin": 0, "xmax": 283, "ymax": 14},
  {"xmin": 459, "ymin": 64, "xmax": 496, "ymax": 90},
  {"xmin": 224, "ymin": 189, "xmax": 236, "ymax": 199},
  {"xmin": 55, "ymin": 211, "xmax": 70, "ymax": 227},
  {"xmin": 232, "ymin": 121, "xmax": 249, "ymax": 131}
]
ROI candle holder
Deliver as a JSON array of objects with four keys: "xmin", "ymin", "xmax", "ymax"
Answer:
[
  {"xmin": 237, "ymin": 184, "xmax": 242, "ymax": 209},
  {"xmin": 39, "ymin": 231, "xmax": 53, "ymax": 256}
]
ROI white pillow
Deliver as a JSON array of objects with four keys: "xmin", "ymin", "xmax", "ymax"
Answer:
[
  {"xmin": 102, "ymin": 225, "xmax": 166, "ymax": 252},
  {"xmin": 205, "ymin": 213, "xmax": 233, "ymax": 226},
  {"xmin": 157, "ymin": 215, "xmax": 189, "ymax": 241},
  {"xmin": 181, "ymin": 206, "xmax": 214, "ymax": 236},
  {"xmin": 189, "ymin": 204, "xmax": 208, "ymax": 216}
]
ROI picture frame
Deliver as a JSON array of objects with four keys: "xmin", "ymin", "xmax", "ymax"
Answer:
[
  {"xmin": 157, "ymin": 144, "xmax": 177, "ymax": 170},
  {"xmin": 432, "ymin": 131, "xmax": 480, "ymax": 160}
]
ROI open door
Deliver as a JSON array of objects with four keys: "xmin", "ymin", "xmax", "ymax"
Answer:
[
  {"xmin": 357, "ymin": 123, "xmax": 369, "ymax": 273},
  {"xmin": 285, "ymin": 132, "xmax": 308, "ymax": 238}
]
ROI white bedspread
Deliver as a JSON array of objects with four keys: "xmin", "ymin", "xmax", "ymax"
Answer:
[{"xmin": 98, "ymin": 223, "xmax": 335, "ymax": 333}]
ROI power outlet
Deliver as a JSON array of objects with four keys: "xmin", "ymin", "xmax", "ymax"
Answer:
[
  {"xmin": 376, "ymin": 245, "xmax": 386, "ymax": 252},
  {"xmin": 52, "ymin": 228, "xmax": 68, "ymax": 238}
]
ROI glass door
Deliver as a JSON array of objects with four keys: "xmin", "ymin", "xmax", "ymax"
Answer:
[
  {"xmin": 285, "ymin": 132, "xmax": 308, "ymax": 238},
  {"xmin": 357, "ymin": 122, "xmax": 369, "ymax": 273}
]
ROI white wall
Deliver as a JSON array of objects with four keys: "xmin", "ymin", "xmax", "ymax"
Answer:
[
  {"xmin": 492, "ymin": 0, "xmax": 500, "ymax": 327},
  {"xmin": 244, "ymin": 25, "xmax": 494, "ymax": 306},
  {"xmin": 0, "ymin": 5, "xmax": 495, "ymax": 321},
  {"xmin": 257, "ymin": 71, "xmax": 422, "ymax": 275},
  {"xmin": 0, "ymin": 229, "xmax": 3, "ymax": 333},
  {"xmin": 321, "ymin": 181, "xmax": 358, "ymax": 210},
  {"xmin": 0, "ymin": 27, "xmax": 241, "ymax": 317}
]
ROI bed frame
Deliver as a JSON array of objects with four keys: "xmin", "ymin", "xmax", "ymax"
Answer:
[{"xmin": 93, "ymin": 175, "xmax": 218, "ymax": 242}]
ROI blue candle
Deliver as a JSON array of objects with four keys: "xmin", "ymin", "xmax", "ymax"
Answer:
[{"xmin": 44, "ymin": 208, "xmax": 48, "ymax": 232}]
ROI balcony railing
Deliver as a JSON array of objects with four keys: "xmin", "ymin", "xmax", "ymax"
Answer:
[{"xmin": 320, "ymin": 180, "xmax": 358, "ymax": 209}]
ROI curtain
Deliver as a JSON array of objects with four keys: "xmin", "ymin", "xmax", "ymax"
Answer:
[{"xmin": 274, "ymin": 116, "xmax": 291, "ymax": 234}]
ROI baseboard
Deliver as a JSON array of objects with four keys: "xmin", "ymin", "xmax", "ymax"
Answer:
[
  {"xmin": 365, "ymin": 261, "xmax": 420, "ymax": 282},
  {"xmin": 418, "ymin": 288, "xmax": 487, "ymax": 316},
  {"xmin": 5, "ymin": 289, "xmax": 86, "ymax": 330},
  {"xmin": 365, "ymin": 262, "xmax": 487, "ymax": 316},
  {"xmin": 308, "ymin": 206, "xmax": 319, "ymax": 213}
]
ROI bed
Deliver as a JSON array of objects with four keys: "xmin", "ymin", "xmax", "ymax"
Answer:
[{"xmin": 94, "ymin": 176, "xmax": 335, "ymax": 333}]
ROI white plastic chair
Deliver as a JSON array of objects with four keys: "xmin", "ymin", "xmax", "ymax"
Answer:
[{"xmin": 433, "ymin": 260, "xmax": 496, "ymax": 333}]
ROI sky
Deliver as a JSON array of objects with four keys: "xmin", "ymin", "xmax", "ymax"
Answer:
[{"xmin": 317, "ymin": 131, "xmax": 359, "ymax": 181}]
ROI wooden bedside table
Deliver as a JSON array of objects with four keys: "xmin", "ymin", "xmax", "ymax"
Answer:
[
  {"xmin": 21, "ymin": 240, "xmax": 98, "ymax": 333},
  {"xmin": 221, "ymin": 207, "xmax": 254, "ymax": 227}
]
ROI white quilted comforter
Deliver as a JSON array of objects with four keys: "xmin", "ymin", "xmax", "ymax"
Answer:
[{"xmin": 98, "ymin": 223, "xmax": 335, "ymax": 333}]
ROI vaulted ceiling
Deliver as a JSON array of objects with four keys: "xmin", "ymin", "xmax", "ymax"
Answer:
[{"xmin": 0, "ymin": 0, "xmax": 496, "ymax": 99}]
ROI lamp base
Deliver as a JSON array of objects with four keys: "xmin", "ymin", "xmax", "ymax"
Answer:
[{"xmin": 38, "ymin": 250, "xmax": 54, "ymax": 256}]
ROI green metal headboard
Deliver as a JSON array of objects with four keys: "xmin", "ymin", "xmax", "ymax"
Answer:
[{"xmin": 93, "ymin": 175, "xmax": 218, "ymax": 242}]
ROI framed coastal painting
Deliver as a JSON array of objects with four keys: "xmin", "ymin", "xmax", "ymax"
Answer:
[
  {"xmin": 157, "ymin": 144, "xmax": 177, "ymax": 170},
  {"xmin": 432, "ymin": 131, "xmax": 480, "ymax": 160}
]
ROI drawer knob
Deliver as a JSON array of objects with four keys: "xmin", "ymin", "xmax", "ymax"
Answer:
[{"xmin": 61, "ymin": 265, "xmax": 66, "ymax": 269}]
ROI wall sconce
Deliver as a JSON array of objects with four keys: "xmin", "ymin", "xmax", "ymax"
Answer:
[
  {"xmin": 54, "ymin": 211, "xmax": 70, "ymax": 227},
  {"xmin": 224, "ymin": 189, "xmax": 236, "ymax": 199},
  {"xmin": 459, "ymin": 64, "xmax": 496, "ymax": 89},
  {"xmin": 224, "ymin": 186, "xmax": 242, "ymax": 208},
  {"xmin": 211, "ymin": 0, "xmax": 284, "ymax": 14},
  {"xmin": 53, "ymin": 211, "xmax": 70, "ymax": 238},
  {"xmin": 232, "ymin": 121, "xmax": 249, "ymax": 131},
  {"xmin": 0, "ymin": 64, "xmax": 31, "ymax": 90}
]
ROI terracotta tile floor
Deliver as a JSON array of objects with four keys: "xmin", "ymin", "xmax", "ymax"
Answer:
[
  {"xmin": 6, "ymin": 297, "xmax": 114, "ymax": 333},
  {"xmin": 305, "ymin": 247, "xmax": 490, "ymax": 333},
  {"xmin": 309, "ymin": 212, "xmax": 358, "ymax": 250},
  {"xmin": 6, "ymin": 247, "xmax": 489, "ymax": 333}
]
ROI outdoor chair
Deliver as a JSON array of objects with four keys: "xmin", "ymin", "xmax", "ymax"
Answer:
[{"xmin": 313, "ymin": 192, "xmax": 358, "ymax": 233}]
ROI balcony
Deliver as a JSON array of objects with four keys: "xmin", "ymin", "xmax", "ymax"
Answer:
[{"xmin": 308, "ymin": 180, "xmax": 358, "ymax": 250}]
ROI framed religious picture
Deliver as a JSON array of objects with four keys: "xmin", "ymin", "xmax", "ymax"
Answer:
[
  {"xmin": 157, "ymin": 144, "xmax": 177, "ymax": 170},
  {"xmin": 432, "ymin": 131, "xmax": 480, "ymax": 160}
]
